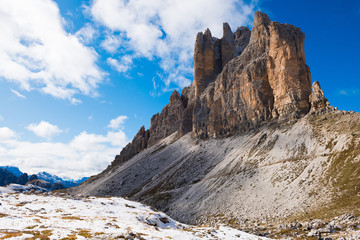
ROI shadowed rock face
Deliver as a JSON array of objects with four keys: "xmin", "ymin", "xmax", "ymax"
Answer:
[
  {"xmin": 221, "ymin": 23, "xmax": 235, "ymax": 68},
  {"xmin": 106, "ymin": 11, "xmax": 324, "ymax": 170},
  {"xmin": 148, "ymin": 90, "xmax": 186, "ymax": 146},
  {"xmin": 193, "ymin": 29, "xmax": 222, "ymax": 97},
  {"xmin": 111, "ymin": 126, "xmax": 150, "ymax": 167}
]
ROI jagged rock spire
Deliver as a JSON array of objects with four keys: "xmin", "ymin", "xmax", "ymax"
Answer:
[
  {"xmin": 309, "ymin": 81, "xmax": 330, "ymax": 112},
  {"xmin": 221, "ymin": 22, "xmax": 235, "ymax": 68}
]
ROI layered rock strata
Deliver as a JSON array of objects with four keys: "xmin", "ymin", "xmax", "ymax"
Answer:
[{"xmin": 108, "ymin": 11, "xmax": 328, "ymax": 167}]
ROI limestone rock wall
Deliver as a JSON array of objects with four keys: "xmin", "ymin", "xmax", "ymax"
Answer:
[
  {"xmin": 267, "ymin": 21, "xmax": 312, "ymax": 118},
  {"xmin": 110, "ymin": 11, "xmax": 329, "ymax": 166},
  {"xmin": 192, "ymin": 11, "xmax": 312, "ymax": 138}
]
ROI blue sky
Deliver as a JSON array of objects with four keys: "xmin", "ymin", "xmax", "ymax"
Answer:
[{"xmin": 0, "ymin": 0, "xmax": 359, "ymax": 179}]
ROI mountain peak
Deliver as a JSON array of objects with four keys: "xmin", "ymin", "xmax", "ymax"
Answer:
[
  {"xmin": 99, "ymin": 11, "xmax": 332, "ymax": 168},
  {"xmin": 253, "ymin": 11, "xmax": 271, "ymax": 27}
]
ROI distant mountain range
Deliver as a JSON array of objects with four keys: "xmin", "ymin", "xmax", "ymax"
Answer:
[
  {"xmin": 36, "ymin": 171, "xmax": 88, "ymax": 188},
  {"xmin": 0, "ymin": 166, "xmax": 88, "ymax": 189}
]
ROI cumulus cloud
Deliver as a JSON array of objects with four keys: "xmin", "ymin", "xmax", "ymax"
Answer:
[
  {"xmin": 107, "ymin": 56, "xmax": 133, "ymax": 73},
  {"xmin": 27, "ymin": 121, "xmax": 62, "ymax": 139},
  {"xmin": 0, "ymin": 0, "xmax": 104, "ymax": 102},
  {"xmin": 0, "ymin": 118, "xmax": 129, "ymax": 179},
  {"xmin": 90, "ymin": 0, "xmax": 255, "ymax": 89},
  {"xmin": 0, "ymin": 127, "xmax": 16, "ymax": 141},
  {"xmin": 101, "ymin": 34, "xmax": 124, "ymax": 53},
  {"xmin": 107, "ymin": 115, "xmax": 128, "ymax": 130},
  {"xmin": 10, "ymin": 89, "xmax": 26, "ymax": 99},
  {"xmin": 76, "ymin": 23, "xmax": 98, "ymax": 44}
]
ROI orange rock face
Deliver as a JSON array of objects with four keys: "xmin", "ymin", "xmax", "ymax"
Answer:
[{"xmin": 267, "ymin": 20, "xmax": 312, "ymax": 118}]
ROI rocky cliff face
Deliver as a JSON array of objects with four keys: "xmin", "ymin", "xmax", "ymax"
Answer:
[{"xmin": 105, "ymin": 11, "xmax": 321, "ymax": 168}]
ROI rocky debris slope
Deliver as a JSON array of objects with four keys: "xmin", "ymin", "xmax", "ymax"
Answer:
[{"xmin": 73, "ymin": 111, "xmax": 360, "ymax": 227}]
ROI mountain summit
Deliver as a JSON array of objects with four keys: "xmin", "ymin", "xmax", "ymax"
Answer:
[
  {"xmin": 71, "ymin": 11, "xmax": 360, "ymax": 238},
  {"xmin": 102, "ymin": 11, "xmax": 334, "ymax": 169}
]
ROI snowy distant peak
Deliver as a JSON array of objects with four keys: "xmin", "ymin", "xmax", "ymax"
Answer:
[
  {"xmin": 36, "ymin": 171, "xmax": 89, "ymax": 188},
  {"xmin": 0, "ymin": 166, "xmax": 88, "ymax": 189},
  {"xmin": 36, "ymin": 171, "xmax": 63, "ymax": 184}
]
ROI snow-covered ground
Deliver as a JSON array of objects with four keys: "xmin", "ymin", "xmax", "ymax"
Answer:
[{"xmin": 0, "ymin": 191, "xmax": 267, "ymax": 239}]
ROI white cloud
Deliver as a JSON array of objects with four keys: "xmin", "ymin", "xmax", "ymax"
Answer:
[
  {"xmin": 76, "ymin": 23, "xmax": 98, "ymax": 44},
  {"xmin": 0, "ymin": 127, "xmax": 15, "ymax": 141},
  {"xmin": 101, "ymin": 34, "xmax": 123, "ymax": 53},
  {"xmin": 339, "ymin": 89, "xmax": 360, "ymax": 96},
  {"xmin": 27, "ymin": 121, "xmax": 62, "ymax": 139},
  {"xmin": 107, "ymin": 115, "xmax": 128, "ymax": 130},
  {"xmin": 0, "ymin": 119, "xmax": 129, "ymax": 179},
  {"xmin": 107, "ymin": 55, "xmax": 133, "ymax": 73},
  {"xmin": 70, "ymin": 98, "xmax": 82, "ymax": 105},
  {"xmin": 90, "ymin": 0, "xmax": 255, "ymax": 89},
  {"xmin": 10, "ymin": 89, "xmax": 26, "ymax": 99},
  {"xmin": 0, "ymin": 0, "xmax": 105, "ymax": 102}
]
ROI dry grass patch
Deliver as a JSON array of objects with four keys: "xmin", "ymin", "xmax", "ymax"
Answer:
[
  {"xmin": 24, "ymin": 230, "xmax": 53, "ymax": 240},
  {"xmin": 77, "ymin": 230, "xmax": 92, "ymax": 238},
  {"xmin": 25, "ymin": 225, "xmax": 38, "ymax": 229},
  {"xmin": 60, "ymin": 232, "xmax": 77, "ymax": 240},
  {"xmin": 61, "ymin": 216, "xmax": 83, "ymax": 221},
  {"xmin": 0, "ymin": 232, "xmax": 22, "ymax": 239}
]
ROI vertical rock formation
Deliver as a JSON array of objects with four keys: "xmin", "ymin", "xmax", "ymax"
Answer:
[
  {"xmin": 309, "ymin": 81, "xmax": 330, "ymax": 112},
  {"xmin": 193, "ymin": 29, "xmax": 222, "ymax": 97},
  {"xmin": 108, "ymin": 11, "xmax": 328, "ymax": 167},
  {"xmin": 192, "ymin": 10, "xmax": 312, "ymax": 137},
  {"xmin": 267, "ymin": 20, "xmax": 312, "ymax": 118},
  {"xmin": 221, "ymin": 23, "xmax": 235, "ymax": 68}
]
